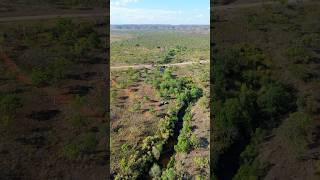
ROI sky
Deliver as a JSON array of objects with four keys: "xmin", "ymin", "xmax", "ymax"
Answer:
[{"xmin": 111, "ymin": 0, "xmax": 210, "ymax": 25}]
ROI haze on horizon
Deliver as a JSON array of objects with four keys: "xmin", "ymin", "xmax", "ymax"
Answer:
[{"xmin": 110, "ymin": 0, "xmax": 210, "ymax": 25}]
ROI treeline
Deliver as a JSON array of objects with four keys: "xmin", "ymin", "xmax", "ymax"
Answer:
[
  {"xmin": 114, "ymin": 68, "xmax": 202, "ymax": 179},
  {"xmin": 212, "ymin": 44, "xmax": 300, "ymax": 179}
]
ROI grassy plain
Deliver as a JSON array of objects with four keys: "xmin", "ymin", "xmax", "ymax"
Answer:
[{"xmin": 111, "ymin": 30, "xmax": 209, "ymax": 66}]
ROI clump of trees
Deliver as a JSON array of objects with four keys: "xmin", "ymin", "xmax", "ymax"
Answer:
[
  {"xmin": 159, "ymin": 45, "xmax": 187, "ymax": 64},
  {"xmin": 115, "ymin": 68, "xmax": 203, "ymax": 179},
  {"xmin": 212, "ymin": 44, "xmax": 297, "ymax": 178}
]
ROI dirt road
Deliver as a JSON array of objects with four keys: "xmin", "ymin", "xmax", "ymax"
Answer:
[
  {"xmin": 214, "ymin": 1, "xmax": 276, "ymax": 10},
  {"xmin": 110, "ymin": 60, "xmax": 209, "ymax": 70},
  {"xmin": 0, "ymin": 13, "xmax": 107, "ymax": 22}
]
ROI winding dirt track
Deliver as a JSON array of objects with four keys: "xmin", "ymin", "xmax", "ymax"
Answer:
[{"xmin": 111, "ymin": 60, "xmax": 209, "ymax": 70}]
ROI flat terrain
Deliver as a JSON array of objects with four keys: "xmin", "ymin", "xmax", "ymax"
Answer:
[{"xmin": 110, "ymin": 27, "xmax": 209, "ymax": 66}]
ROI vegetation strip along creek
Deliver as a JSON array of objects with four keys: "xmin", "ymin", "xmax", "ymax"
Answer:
[{"xmin": 113, "ymin": 67, "xmax": 203, "ymax": 179}]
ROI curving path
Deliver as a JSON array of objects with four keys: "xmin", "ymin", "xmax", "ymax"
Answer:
[{"xmin": 110, "ymin": 60, "xmax": 209, "ymax": 70}]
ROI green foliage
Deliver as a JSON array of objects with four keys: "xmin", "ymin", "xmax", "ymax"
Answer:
[
  {"xmin": 257, "ymin": 83, "xmax": 295, "ymax": 119},
  {"xmin": 152, "ymin": 145, "xmax": 161, "ymax": 160},
  {"xmin": 190, "ymin": 134, "xmax": 201, "ymax": 148},
  {"xmin": 149, "ymin": 163, "xmax": 161, "ymax": 178},
  {"xmin": 193, "ymin": 156, "xmax": 209, "ymax": 170},
  {"xmin": 0, "ymin": 94, "xmax": 22, "ymax": 129},
  {"xmin": 195, "ymin": 175, "xmax": 206, "ymax": 180},
  {"xmin": 0, "ymin": 94, "xmax": 22, "ymax": 115},
  {"xmin": 63, "ymin": 143, "xmax": 81, "ymax": 160},
  {"xmin": 233, "ymin": 160, "xmax": 269, "ymax": 180},
  {"xmin": 129, "ymin": 101, "xmax": 141, "ymax": 112},
  {"xmin": 288, "ymin": 64, "xmax": 313, "ymax": 82},
  {"xmin": 31, "ymin": 57, "xmax": 70, "ymax": 86},
  {"xmin": 114, "ymin": 67, "xmax": 203, "ymax": 178},
  {"xmin": 31, "ymin": 67, "xmax": 50, "ymax": 86},
  {"xmin": 161, "ymin": 168, "xmax": 176, "ymax": 180},
  {"xmin": 174, "ymin": 133, "xmax": 191, "ymax": 153},
  {"xmin": 111, "ymin": 31, "xmax": 209, "ymax": 65},
  {"xmin": 73, "ymin": 37, "xmax": 90, "ymax": 59},
  {"xmin": 281, "ymin": 112, "xmax": 312, "ymax": 156},
  {"xmin": 63, "ymin": 132, "xmax": 98, "ymax": 160},
  {"xmin": 213, "ymin": 44, "xmax": 296, "ymax": 178},
  {"xmin": 285, "ymin": 46, "xmax": 312, "ymax": 64},
  {"xmin": 71, "ymin": 95, "xmax": 87, "ymax": 109},
  {"xmin": 301, "ymin": 33, "xmax": 320, "ymax": 49},
  {"xmin": 88, "ymin": 32, "xmax": 101, "ymax": 49}
]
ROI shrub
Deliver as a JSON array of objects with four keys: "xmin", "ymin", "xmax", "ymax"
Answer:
[
  {"xmin": 129, "ymin": 101, "xmax": 141, "ymax": 112},
  {"xmin": 63, "ymin": 143, "xmax": 81, "ymax": 160},
  {"xmin": 193, "ymin": 156, "xmax": 209, "ymax": 170},
  {"xmin": 281, "ymin": 112, "xmax": 312, "ymax": 156},
  {"xmin": 0, "ymin": 94, "xmax": 22, "ymax": 115},
  {"xmin": 79, "ymin": 133, "xmax": 98, "ymax": 153},
  {"xmin": 190, "ymin": 134, "xmax": 201, "ymax": 148},
  {"xmin": 73, "ymin": 37, "xmax": 90, "ymax": 60},
  {"xmin": 285, "ymin": 46, "xmax": 311, "ymax": 64},
  {"xmin": 234, "ymin": 160, "xmax": 268, "ymax": 180},
  {"xmin": 257, "ymin": 83, "xmax": 294, "ymax": 118},
  {"xmin": 195, "ymin": 175, "xmax": 206, "ymax": 180},
  {"xmin": 174, "ymin": 133, "xmax": 191, "ymax": 153},
  {"xmin": 47, "ymin": 57, "xmax": 70, "ymax": 83},
  {"xmin": 149, "ymin": 163, "xmax": 161, "ymax": 178},
  {"xmin": 71, "ymin": 95, "xmax": 87, "ymax": 110},
  {"xmin": 88, "ymin": 32, "xmax": 101, "ymax": 49},
  {"xmin": 31, "ymin": 67, "xmax": 50, "ymax": 86},
  {"xmin": 152, "ymin": 146, "xmax": 161, "ymax": 160},
  {"xmin": 301, "ymin": 33, "xmax": 320, "ymax": 49},
  {"xmin": 161, "ymin": 168, "xmax": 175, "ymax": 180}
]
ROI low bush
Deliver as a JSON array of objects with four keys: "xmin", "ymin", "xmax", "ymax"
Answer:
[
  {"xmin": 281, "ymin": 112, "xmax": 312, "ymax": 156},
  {"xmin": 174, "ymin": 133, "xmax": 191, "ymax": 153},
  {"xmin": 63, "ymin": 143, "xmax": 81, "ymax": 160},
  {"xmin": 234, "ymin": 160, "xmax": 269, "ymax": 180},
  {"xmin": 190, "ymin": 134, "xmax": 201, "ymax": 148},
  {"xmin": 285, "ymin": 46, "xmax": 312, "ymax": 64},
  {"xmin": 193, "ymin": 156, "xmax": 209, "ymax": 170},
  {"xmin": 161, "ymin": 168, "xmax": 176, "ymax": 180},
  {"xmin": 31, "ymin": 67, "xmax": 50, "ymax": 86},
  {"xmin": 31, "ymin": 58, "xmax": 70, "ymax": 86},
  {"xmin": 149, "ymin": 163, "xmax": 161, "ymax": 178}
]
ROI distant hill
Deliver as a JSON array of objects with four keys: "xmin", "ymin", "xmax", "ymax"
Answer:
[{"xmin": 111, "ymin": 24, "xmax": 210, "ymax": 32}]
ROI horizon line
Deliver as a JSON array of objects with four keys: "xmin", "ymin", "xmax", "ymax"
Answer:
[{"xmin": 111, "ymin": 24, "xmax": 210, "ymax": 26}]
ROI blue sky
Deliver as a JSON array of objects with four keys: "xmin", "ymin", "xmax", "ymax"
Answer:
[{"xmin": 111, "ymin": 0, "xmax": 210, "ymax": 25}]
